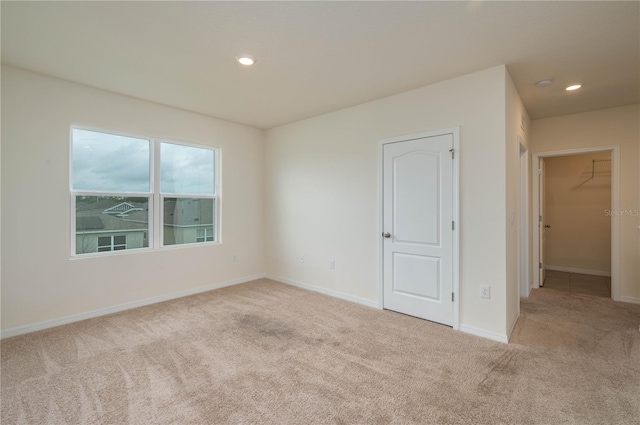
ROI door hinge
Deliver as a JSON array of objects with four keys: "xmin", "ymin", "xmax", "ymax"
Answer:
[
  {"xmin": 449, "ymin": 148, "xmax": 454, "ymax": 159},
  {"xmin": 539, "ymin": 262, "xmax": 542, "ymax": 269},
  {"xmin": 538, "ymin": 168, "xmax": 543, "ymax": 175},
  {"xmin": 452, "ymin": 221, "xmax": 455, "ymax": 230},
  {"xmin": 452, "ymin": 292, "xmax": 454, "ymax": 302},
  {"xmin": 539, "ymin": 215, "xmax": 542, "ymax": 223}
]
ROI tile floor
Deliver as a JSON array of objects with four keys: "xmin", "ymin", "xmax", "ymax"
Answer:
[{"xmin": 542, "ymin": 269, "xmax": 611, "ymax": 298}]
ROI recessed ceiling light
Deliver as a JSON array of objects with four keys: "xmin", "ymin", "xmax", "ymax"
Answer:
[
  {"xmin": 536, "ymin": 79, "xmax": 553, "ymax": 87},
  {"xmin": 236, "ymin": 55, "xmax": 256, "ymax": 66},
  {"xmin": 565, "ymin": 84, "xmax": 582, "ymax": 91}
]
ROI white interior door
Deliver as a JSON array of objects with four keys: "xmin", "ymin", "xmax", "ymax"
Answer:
[
  {"xmin": 382, "ymin": 134, "xmax": 454, "ymax": 326},
  {"xmin": 539, "ymin": 158, "xmax": 546, "ymax": 286}
]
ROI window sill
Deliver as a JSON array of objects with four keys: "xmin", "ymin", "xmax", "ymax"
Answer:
[{"xmin": 70, "ymin": 241, "xmax": 221, "ymax": 260}]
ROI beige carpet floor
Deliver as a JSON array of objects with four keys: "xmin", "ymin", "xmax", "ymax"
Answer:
[
  {"xmin": 542, "ymin": 270, "xmax": 612, "ymax": 298},
  {"xmin": 1, "ymin": 279, "xmax": 639, "ymax": 424}
]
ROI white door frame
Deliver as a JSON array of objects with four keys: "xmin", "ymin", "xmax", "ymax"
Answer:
[
  {"xmin": 518, "ymin": 139, "xmax": 530, "ymax": 300},
  {"xmin": 378, "ymin": 127, "xmax": 460, "ymax": 330},
  {"xmin": 532, "ymin": 145, "xmax": 620, "ymax": 300}
]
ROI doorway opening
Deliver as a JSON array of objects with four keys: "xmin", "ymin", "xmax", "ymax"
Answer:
[{"xmin": 532, "ymin": 146, "xmax": 619, "ymax": 300}]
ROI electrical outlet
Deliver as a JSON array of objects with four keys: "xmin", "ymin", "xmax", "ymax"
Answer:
[
  {"xmin": 329, "ymin": 259, "xmax": 335, "ymax": 270},
  {"xmin": 480, "ymin": 285, "xmax": 491, "ymax": 299},
  {"xmin": 299, "ymin": 255, "xmax": 305, "ymax": 263}
]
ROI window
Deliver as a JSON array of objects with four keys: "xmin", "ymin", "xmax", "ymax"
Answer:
[
  {"xmin": 71, "ymin": 127, "xmax": 218, "ymax": 256},
  {"xmin": 196, "ymin": 228, "xmax": 215, "ymax": 243},
  {"xmin": 160, "ymin": 142, "xmax": 217, "ymax": 247},
  {"xmin": 98, "ymin": 235, "xmax": 127, "ymax": 252}
]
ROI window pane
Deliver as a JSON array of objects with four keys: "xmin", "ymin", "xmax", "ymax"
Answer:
[
  {"xmin": 76, "ymin": 196, "xmax": 150, "ymax": 255},
  {"xmin": 72, "ymin": 129, "xmax": 150, "ymax": 192},
  {"xmin": 161, "ymin": 143, "xmax": 214, "ymax": 195},
  {"xmin": 97, "ymin": 236, "xmax": 110, "ymax": 247},
  {"xmin": 163, "ymin": 198, "xmax": 215, "ymax": 246}
]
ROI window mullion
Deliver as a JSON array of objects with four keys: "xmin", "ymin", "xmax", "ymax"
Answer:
[
  {"xmin": 153, "ymin": 139, "xmax": 162, "ymax": 249},
  {"xmin": 71, "ymin": 191, "xmax": 152, "ymax": 198}
]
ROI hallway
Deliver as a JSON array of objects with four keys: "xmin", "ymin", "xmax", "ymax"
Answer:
[{"xmin": 542, "ymin": 270, "xmax": 611, "ymax": 298}]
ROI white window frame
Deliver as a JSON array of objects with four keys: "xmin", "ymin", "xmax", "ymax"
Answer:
[
  {"xmin": 157, "ymin": 140, "xmax": 218, "ymax": 248},
  {"xmin": 70, "ymin": 125, "xmax": 220, "ymax": 258}
]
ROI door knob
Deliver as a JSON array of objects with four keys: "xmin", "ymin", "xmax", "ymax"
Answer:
[
  {"xmin": 382, "ymin": 232, "xmax": 391, "ymax": 238},
  {"xmin": 544, "ymin": 225, "xmax": 551, "ymax": 229}
]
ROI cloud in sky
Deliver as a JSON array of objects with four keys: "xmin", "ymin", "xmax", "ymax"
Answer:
[
  {"xmin": 73, "ymin": 129, "xmax": 214, "ymax": 194},
  {"xmin": 161, "ymin": 142, "xmax": 214, "ymax": 194}
]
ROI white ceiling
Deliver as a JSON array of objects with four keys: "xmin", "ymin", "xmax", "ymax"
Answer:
[{"xmin": 2, "ymin": 1, "xmax": 638, "ymax": 129}]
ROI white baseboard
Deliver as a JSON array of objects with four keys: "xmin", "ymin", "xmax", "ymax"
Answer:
[
  {"xmin": 268, "ymin": 275, "xmax": 511, "ymax": 344},
  {"xmin": 1, "ymin": 273, "xmax": 267, "ymax": 339},
  {"xmin": 265, "ymin": 274, "xmax": 379, "ymax": 309},
  {"xmin": 545, "ymin": 265, "xmax": 611, "ymax": 277},
  {"xmin": 619, "ymin": 296, "xmax": 640, "ymax": 305},
  {"xmin": 459, "ymin": 324, "xmax": 508, "ymax": 344}
]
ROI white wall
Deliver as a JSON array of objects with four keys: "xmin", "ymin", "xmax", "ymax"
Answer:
[
  {"xmin": 1, "ymin": 66, "xmax": 266, "ymax": 331},
  {"xmin": 544, "ymin": 152, "xmax": 612, "ymax": 273},
  {"xmin": 1, "ymin": 64, "xmax": 536, "ymax": 341},
  {"xmin": 505, "ymin": 70, "xmax": 530, "ymax": 336},
  {"xmin": 265, "ymin": 66, "xmax": 512, "ymax": 339},
  {"xmin": 531, "ymin": 105, "xmax": 639, "ymax": 302}
]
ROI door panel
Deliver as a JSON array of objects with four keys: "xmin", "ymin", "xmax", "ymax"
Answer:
[
  {"xmin": 393, "ymin": 253, "xmax": 440, "ymax": 299},
  {"xmin": 383, "ymin": 134, "xmax": 453, "ymax": 326},
  {"xmin": 393, "ymin": 153, "xmax": 440, "ymax": 245}
]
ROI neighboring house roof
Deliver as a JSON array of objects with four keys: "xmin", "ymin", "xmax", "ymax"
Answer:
[
  {"xmin": 76, "ymin": 199, "xmax": 138, "ymax": 213},
  {"xmin": 101, "ymin": 214, "xmax": 148, "ymax": 231},
  {"xmin": 103, "ymin": 202, "xmax": 144, "ymax": 216},
  {"xmin": 76, "ymin": 199, "xmax": 149, "ymax": 233},
  {"xmin": 76, "ymin": 216, "xmax": 104, "ymax": 231},
  {"xmin": 76, "ymin": 198, "xmax": 213, "ymax": 232},
  {"xmin": 76, "ymin": 213, "xmax": 148, "ymax": 232}
]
